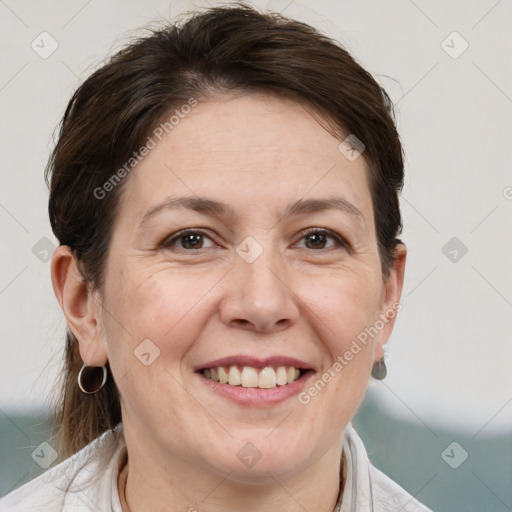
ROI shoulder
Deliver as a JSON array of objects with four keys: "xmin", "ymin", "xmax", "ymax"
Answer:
[
  {"xmin": 0, "ymin": 425, "xmax": 125, "ymax": 512},
  {"xmin": 342, "ymin": 423, "xmax": 432, "ymax": 512},
  {"xmin": 369, "ymin": 464, "xmax": 433, "ymax": 512}
]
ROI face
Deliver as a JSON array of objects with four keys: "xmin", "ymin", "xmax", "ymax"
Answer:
[{"xmin": 89, "ymin": 93, "xmax": 404, "ymax": 482}]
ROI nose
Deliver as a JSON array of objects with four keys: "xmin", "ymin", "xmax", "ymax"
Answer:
[{"xmin": 219, "ymin": 243, "xmax": 300, "ymax": 333}]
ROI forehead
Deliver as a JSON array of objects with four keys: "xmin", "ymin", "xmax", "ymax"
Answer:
[{"xmin": 119, "ymin": 93, "xmax": 373, "ymax": 226}]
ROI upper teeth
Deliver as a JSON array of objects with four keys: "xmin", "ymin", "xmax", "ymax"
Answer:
[{"xmin": 202, "ymin": 366, "xmax": 301, "ymax": 389}]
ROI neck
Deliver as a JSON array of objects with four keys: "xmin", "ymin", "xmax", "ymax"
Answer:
[{"xmin": 118, "ymin": 432, "xmax": 344, "ymax": 512}]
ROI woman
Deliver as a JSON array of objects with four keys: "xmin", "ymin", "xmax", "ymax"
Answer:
[{"xmin": 0, "ymin": 4, "xmax": 432, "ymax": 511}]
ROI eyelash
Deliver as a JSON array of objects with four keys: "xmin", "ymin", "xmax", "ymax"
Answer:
[{"xmin": 161, "ymin": 228, "xmax": 348, "ymax": 252}]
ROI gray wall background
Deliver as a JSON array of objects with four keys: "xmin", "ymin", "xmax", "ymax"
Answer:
[{"xmin": 1, "ymin": 1, "xmax": 511, "ymax": 510}]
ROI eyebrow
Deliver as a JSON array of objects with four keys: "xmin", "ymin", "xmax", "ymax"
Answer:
[{"xmin": 139, "ymin": 195, "xmax": 365, "ymax": 228}]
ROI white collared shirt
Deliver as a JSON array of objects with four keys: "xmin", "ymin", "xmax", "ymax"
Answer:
[{"xmin": 0, "ymin": 422, "xmax": 432, "ymax": 511}]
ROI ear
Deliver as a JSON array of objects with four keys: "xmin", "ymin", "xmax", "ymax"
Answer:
[
  {"xmin": 374, "ymin": 243, "xmax": 407, "ymax": 363},
  {"xmin": 51, "ymin": 246, "xmax": 108, "ymax": 366}
]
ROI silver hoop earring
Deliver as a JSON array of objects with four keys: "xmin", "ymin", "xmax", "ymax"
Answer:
[{"xmin": 78, "ymin": 364, "xmax": 107, "ymax": 394}]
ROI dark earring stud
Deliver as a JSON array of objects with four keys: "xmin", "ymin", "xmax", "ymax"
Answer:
[{"xmin": 371, "ymin": 358, "xmax": 387, "ymax": 380}]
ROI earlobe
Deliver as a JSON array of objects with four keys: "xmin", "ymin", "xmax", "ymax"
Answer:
[{"xmin": 50, "ymin": 246, "xmax": 108, "ymax": 366}]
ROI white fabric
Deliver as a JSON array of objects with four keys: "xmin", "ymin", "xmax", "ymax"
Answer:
[
  {"xmin": 337, "ymin": 423, "xmax": 432, "ymax": 512},
  {"xmin": 0, "ymin": 422, "xmax": 431, "ymax": 511}
]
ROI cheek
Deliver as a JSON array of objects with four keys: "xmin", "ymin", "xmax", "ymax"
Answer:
[
  {"xmin": 100, "ymin": 269, "xmax": 212, "ymax": 425},
  {"xmin": 299, "ymin": 271, "xmax": 382, "ymax": 404},
  {"xmin": 102, "ymin": 267, "xmax": 213, "ymax": 370},
  {"xmin": 305, "ymin": 270, "xmax": 382, "ymax": 348}
]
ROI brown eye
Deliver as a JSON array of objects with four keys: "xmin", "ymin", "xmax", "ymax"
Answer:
[
  {"xmin": 162, "ymin": 230, "xmax": 216, "ymax": 250},
  {"xmin": 297, "ymin": 229, "xmax": 346, "ymax": 250}
]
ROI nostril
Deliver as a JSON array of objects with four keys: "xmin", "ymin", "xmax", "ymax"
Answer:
[{"xmin": 232, "ymin": 319, "xmax": 250, "ymax": 327}]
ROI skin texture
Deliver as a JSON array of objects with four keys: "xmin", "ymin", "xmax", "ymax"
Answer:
[{"xmin": 51, "ymin": 92, "xmax": 406, "ymax": 512}]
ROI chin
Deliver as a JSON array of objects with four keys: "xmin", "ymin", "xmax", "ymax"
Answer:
[
  {"xmin": 201, "ymin": 438, "xmax": 312, "ymax": 483},
  {"xmin": 216, "ymin": 458, "xmax": 304, "ymax": 485}
]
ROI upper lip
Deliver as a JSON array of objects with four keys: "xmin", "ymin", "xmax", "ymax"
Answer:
[{"xmin": 195, "ymin": 355, "xmax": 315, "ymax": 372}]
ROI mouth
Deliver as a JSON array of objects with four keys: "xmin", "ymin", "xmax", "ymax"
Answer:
[
  {"xmin": 194, "ymin": 355, "xmax": 315, "ymax": 396},
  {"xmin": 199, "ymin": 365, "xmax": 310, "ymax": 389}
]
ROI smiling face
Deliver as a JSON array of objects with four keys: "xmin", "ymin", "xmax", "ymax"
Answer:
[{"xmin": 85, "ymin": 92, "xmax": 405, "ymax": 482}]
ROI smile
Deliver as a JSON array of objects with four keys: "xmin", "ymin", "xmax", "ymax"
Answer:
[{"xmin": 201, "ymin": 365, "xmax": 305, "ymax": 389}]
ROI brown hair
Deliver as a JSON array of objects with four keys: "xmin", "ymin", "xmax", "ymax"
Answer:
[{"xmin": 47, "ymin": 3, "xmax": 404, "ymax": 460}]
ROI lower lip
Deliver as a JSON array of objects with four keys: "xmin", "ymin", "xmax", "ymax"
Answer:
[{"xmin": 197, "ymin": 371, "xmax": 315, "ymax": 406}]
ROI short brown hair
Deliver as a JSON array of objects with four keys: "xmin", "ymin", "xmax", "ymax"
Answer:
[{"xmin": 47, "ymin": 3, "xmax": 404, "ymax": 460}]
